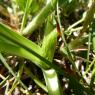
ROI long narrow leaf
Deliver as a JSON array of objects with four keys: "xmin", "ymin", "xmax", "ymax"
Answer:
[
  {"xmin": 22, "ymin": 0, "xmax": 57, "ymax": 35},
  {"xmin": 41, "ymin": 16, "xmax": 62, "ymax": 94},
  {"xmin": 0, "ymin": 22, "xmax": 50, "ymax": 69}
]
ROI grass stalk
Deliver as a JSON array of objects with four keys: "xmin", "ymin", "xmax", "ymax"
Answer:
[{"xmin": 86, "ymin": 32, "xmax": 91, "ymax": 70}]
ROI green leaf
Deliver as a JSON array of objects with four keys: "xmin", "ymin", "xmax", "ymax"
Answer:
[
  {"xmin": 20, "ymin": 0, "xmax": 33, "ymax": 32},
  {"xmin": 41, "ymin": 29, "xmax": 57, "ymax": 62},
  {"xmin": 41, "ymin": 16, "xmax": 62, "ymax": 94},
  {"xmin": 23, "ymin": 0, "xmax": 57, "ymax": 35},
  {"xmin": 0, "ymin": 22, "xmax": 50, "ymax": 69},
  {"xmin": 43, "ymin": 69, "xmax": 62, "ymax": 95}
]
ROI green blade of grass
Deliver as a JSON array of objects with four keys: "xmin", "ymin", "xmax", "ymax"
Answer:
[
  {"xmin": 0, "ymin": 21, "xmax": 88, "ymax": 94},
  {"xmin": 0, "ymin": 22, "xmax": 50, "ymax": 69},
  {"xmin": 43, "ymin": 69, "xmax": 62, "ymax": 95},
  {"xmin": 41, "ymin": 15, "xmax": 62, "ymax": 95},
  {"xmin": 20, "ymin": 0, "xmax": 33, "ymax": 32},
  {"xmin": 0, "ymin": 40, "xmax": 49, "ymax": 69},
  {"xmin": 0, "ymin": 32, "xmax": 64, "ymax": 74},
  {"xmin": 0, "ymin": 22, "xmax": 66, "ymax": 71},
  {"xmin": 22, "ymin": 0, "xmax": 57, "ymax": 35},
  {"xmin": 0, "ymin": 22, "xmax": 41, "ymax": 54}
]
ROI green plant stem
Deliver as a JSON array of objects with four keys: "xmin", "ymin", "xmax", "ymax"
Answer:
[{"xmin": 86, "ymin": 32, "xmax": 91, "ymax": 70}]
